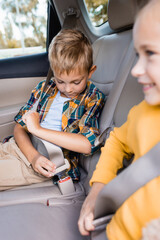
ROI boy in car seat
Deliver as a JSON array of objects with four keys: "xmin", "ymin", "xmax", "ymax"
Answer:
[
  {"xmin": 0, "ymin": 29, "xmax": 105, "ymax": 190},
  {"xmin": 78, "ymin": 0, "xmax": 160, "ymax": 239}
]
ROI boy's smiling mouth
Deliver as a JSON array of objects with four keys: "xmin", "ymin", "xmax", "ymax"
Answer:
[{"xmin": 143, "ymin": 83, "xmax": 155, "ymax": 92}]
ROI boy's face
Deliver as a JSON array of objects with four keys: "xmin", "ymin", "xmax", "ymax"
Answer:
[
  {"xmin": 54, "ymin": 66, "xmax": 96, "ymax": 98},
  {"xmin": 131, "ymin": 7, "xmax": 160, "ymax": 105}
]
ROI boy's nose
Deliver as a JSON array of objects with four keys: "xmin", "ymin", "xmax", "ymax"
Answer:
[
  {"xmin": 65, "ymin": 84, "xmax": 72, "ymax": 93},
  {"xmin": 131, "ymin": 58, "xmax": 145, "ymax": 78}
]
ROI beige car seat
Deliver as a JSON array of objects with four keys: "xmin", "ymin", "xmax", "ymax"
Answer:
[{"xmin": 0, "ymin": 0, "xmax": 144, "ymax": 240}]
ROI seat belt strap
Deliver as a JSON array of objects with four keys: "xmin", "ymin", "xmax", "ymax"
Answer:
[
  {"xmin": 94, "ymin": 142, "xmax": 160, "ymax": 219},
  {"xmin": 43, "ymin": 66, "xmax": 53, "ymax": 92},
  {"xmin": 31, "ymin": 66, "xmax": 53, "ymax": 111},
  {"xmin": 28, "ymin": 133, "xmax": 70, "ymax": 176},
  {"xmin": 95, "ymin": 41, "xmax": 136, "ymax": 146}
]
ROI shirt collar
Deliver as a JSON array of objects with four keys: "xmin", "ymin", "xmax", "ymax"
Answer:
[{"xmin": 43, "ymin": 79, "xmax": 91, "ymax": 104}]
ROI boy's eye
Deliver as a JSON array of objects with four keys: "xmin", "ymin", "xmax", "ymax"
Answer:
[
  {"xmin": 145, "ymin": 50, "xmax": 155, "ymax": 56},
  {"xmin": 74, "ymin": 81, "xmax": 81, "ymax": 85},
  {"xmin": 56, "ymin": 80, "xmax": 64, "ymax": 84}
]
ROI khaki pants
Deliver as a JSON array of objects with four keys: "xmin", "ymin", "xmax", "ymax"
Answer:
[{"xmin": 0, "ymin": 138, "xmax": 49, "ymax": 191}]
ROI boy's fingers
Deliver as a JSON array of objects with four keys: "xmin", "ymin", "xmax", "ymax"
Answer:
[
  {"xmin": 78, "ymin": 218, "xmax": 89, "ymax": 236},
  {"xmin": 84, "ymin": 213, "xmax": 95, "ymax": 232},
  {"xmin": 38, "ymin": 166, "xmax": 52, "ymax": 177},
  {"xmin": 42, "ymin": 159, "xmax": 56, "ymax": 172},
  {"xmin": 78, "ymin": 213, "xmax": 94, "ymax": 236},
  {"xmin": 23, "ymin": 110, "xmax": 37, "ymax": 122},
  {"xmin": 33, "ymin": 156, "xmax": 56, "ymax": 177},
  {"xmin": 45, "ymin": 159, "xmax": 56, "ymax": 168},
  {"xmin": 22, "ymin": 115, "xmax": 26, "ymax": 123}
]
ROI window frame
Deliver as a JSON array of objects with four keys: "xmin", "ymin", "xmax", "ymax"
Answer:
[
  {"xmin": 0, "ymin": 1, "xmax": 61, "ymax": 79},
  {"xmin": 77, "ymin": 0, "xmax": 111, "ymax": 38}
]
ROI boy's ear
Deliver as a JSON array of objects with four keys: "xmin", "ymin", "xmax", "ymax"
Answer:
[{"xmin": 88, "ymin": 65, "xmax": 97, "ymax": 79}]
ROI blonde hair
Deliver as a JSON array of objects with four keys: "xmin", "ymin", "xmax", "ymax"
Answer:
[{"xmin": 48, "ymin": 29, "xmax": 93, "ymax": 75}]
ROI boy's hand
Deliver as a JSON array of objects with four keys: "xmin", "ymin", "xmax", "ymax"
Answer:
[
  {"xmin": 78, "ymin": 182, "xmax": 104, "ymax": 235},
  {"xmin": 78, "ymin": 195, "xmax": 95, "ymax": 235},
  {"xmin": 31, "ymin": 153, "xmax": 56, "ymax": 177},
  {"xmin": 22, "ymin": 111, "xmax": 40, "ymax": 134}
]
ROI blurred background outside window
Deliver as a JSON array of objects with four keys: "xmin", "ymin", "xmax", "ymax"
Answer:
[
  {"xmin": 0, "ymin": 0, "xmax": 47, "ymax": 59},
  {"xmin": 84, "ymin": 0, "xmax": 108, "ymax": 26}
]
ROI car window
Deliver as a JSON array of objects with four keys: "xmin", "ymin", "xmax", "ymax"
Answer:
[
  {"xmin": 0, "ymin": 0, "xmax": 47, "ymax": 59},
  {"xmin": 84, "ymin": 0, "xmax": 108, "ymax": 27}
]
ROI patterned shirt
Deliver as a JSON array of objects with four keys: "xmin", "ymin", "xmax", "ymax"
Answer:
[{"xmin": 15, "ymin": 79, "xmax": 105, "ymax": 181}]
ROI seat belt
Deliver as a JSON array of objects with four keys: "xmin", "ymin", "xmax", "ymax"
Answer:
[
  {"xmin": 31, "ymin": 67, "xmax": 53, "ymax": 111},
  {"xmin": 28, "ymin": 133, "xmax": 70, "ymax": 176},
  {"xmin": 28, "ymin": 7, "xmax": 80, "ymax": 194},
  {"xmin": 94, "ymin": 142, "xmax": 160, "ymax": 220},
  {"xmin": 95, "ymin": 40, "xmax": 136, "ymax": 146}
]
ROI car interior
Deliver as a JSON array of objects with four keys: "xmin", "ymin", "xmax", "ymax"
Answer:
[{"xmin": 0, "ymin": 0, "xmax": 147, "ymax": 239}]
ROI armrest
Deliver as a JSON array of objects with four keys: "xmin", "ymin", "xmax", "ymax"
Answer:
[{"xmin": 0, "ymin": 103, "xmax": 24, "ymax": 125}]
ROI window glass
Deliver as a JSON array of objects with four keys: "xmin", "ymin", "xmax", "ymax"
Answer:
[
  {"xmin": 84, "ymin": 0, "xmax": 108, "ymax": 27},
  {"xmin": 0, "ymin": 0, "xmax": 47, "ymax": 59}
]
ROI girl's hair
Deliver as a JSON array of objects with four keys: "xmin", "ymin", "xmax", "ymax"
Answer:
[{"xmin": 49, "ymin": 29, "xmax": 93, "ymax": 75}]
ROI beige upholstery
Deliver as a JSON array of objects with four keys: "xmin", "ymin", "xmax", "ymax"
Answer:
[
  {"xmin": 80, "ymin": 0, "xmax": 144, "ymax": 192},
  {"xmin": 0, "ymin": 202, "xmax": 86, "ymax": 240},
  {"xmin": 0, "ymin": 77, "xmax": 44, "ymax": 141},
  {"xmin": 0, "ymin": 0, "xmax": 142, "ymax": 202},
  {"xmin": 108, "ymin": 0, "xmax": 138, "ymax": 30},
  {"xmin": 0, "ymin": 0, "xmax": 145, "ymax": 240}
]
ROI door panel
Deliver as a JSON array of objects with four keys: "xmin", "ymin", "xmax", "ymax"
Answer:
[
  {"xmin": 0, "ymin": 53, "xmax": 49, "ymax": 141},
  {"xmin": 0, "ymin": 52, "xmax": 49, "ymax": 141},
  {"xmin": 0, "ymin": 76, "xmax": 45, "ymax": 141},
  {"xmin": 0, "ymin": 2, "xmax": 61, "ymax": 141}
]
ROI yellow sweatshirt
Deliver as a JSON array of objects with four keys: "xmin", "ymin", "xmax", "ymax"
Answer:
[{"xmin": 90, "ymin": 100, "xmax": 160, "ymax": 239}]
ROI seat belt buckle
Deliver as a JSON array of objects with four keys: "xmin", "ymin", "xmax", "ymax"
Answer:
[{"xmin": 58, "ymin": 176, "xmax": 75, "ymax": 195}]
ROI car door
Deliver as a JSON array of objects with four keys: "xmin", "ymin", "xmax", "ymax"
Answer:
[{"xmin": 0, "ymin": 0, "xmax": 61, "ymax": 141}]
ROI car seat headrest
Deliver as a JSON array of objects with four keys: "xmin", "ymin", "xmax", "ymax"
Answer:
[{"xmin": 107, "ymin": 0, "xmax": 138, "ymax": 31}]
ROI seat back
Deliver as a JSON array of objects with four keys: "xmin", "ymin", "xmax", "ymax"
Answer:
[
  {"xmin": 0, "ymin": 0, "xmax": 142, "ymax": 206},
  {"xmin": 0, "ymin": 2, "xmax": 147, "ymax": 240},
  {"xmin": 80, "ymin": 0, "xmax": 144, "ymax": 194}
]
